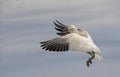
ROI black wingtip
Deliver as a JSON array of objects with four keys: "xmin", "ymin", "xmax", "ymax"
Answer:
[
  {"xmin": 55, "ymin": 20, "xmax": 66, "ymax": 26},
  {"xmin": 55, "ymin": 20, "xmax": 59, "ymax": 23},
  {"xmin": 53, "ymin": 20, "xmax": 67, "ymax": 26},
  {"xmin": 53, "ymin": 21, "xmax": 56, "ymax": 24},
  {"xmin": 53, "ymin": 20, "xmax": 59, "ymax": 24},
  {"xmin": 40, "ymin": 42, "xmax": 45, "ymax": 44},
  {"xmin": 55, "ymin": 20, "xmax": 59, "ymax": 22}
]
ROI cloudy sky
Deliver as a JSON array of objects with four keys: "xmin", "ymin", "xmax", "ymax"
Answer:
[{"xmin": 1, "ymin": 0, "xmax": 120, "ymax": 77}]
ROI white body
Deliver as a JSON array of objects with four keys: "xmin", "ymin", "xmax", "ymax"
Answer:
[{"xmin": 61, "ymin": 33, "xmax": 103, "ymax": 62}]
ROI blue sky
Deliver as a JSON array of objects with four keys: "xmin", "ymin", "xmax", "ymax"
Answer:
[{"xmin": 1, "ymin": 0, "xmax": 120, "ymax": 77}]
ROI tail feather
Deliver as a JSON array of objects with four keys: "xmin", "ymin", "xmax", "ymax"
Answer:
[{"xmin": 95, "ymin": 53, "xmax": 103, "ymax": 62}]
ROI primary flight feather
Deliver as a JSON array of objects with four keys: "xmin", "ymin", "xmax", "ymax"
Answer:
[{"xmin": 40, "ymin": 20, "xmax": 103, "ymax": 67}]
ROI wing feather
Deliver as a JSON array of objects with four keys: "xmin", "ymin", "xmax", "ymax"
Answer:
[
  {"xmin": 40, "ymin": 37, "xmax": 69, "ymax": 52},
  {"xmin": 53, "ymin": 20, "xmax": 70, "ymax": 36}
]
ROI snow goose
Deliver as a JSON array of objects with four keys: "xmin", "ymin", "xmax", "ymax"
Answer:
[{"xmin": 40, "ymin": 20, "xmax": 103, "ymax": 67}]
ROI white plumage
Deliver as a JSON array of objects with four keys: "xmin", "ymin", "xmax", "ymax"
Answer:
[{"xmin": 40, "ymin": 20, "xmax": 103, "ymax": 67}]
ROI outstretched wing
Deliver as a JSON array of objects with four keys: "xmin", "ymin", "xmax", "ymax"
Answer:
[
  {"xmin": 53, "ymin": 20, "xmax": 70, "ymax": 36},
  {"xmin": 40, "ymin": 37, "xmax": 69, "ymax": 51}
]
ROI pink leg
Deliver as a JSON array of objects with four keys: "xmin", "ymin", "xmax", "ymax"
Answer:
[{"xmin": 86, "ymin": 56, "xmax": 95, "ymax": 67}]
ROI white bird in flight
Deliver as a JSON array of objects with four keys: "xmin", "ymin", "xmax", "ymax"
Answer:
[{"xmin": 40, "ymin": 20, "xmax": 103, "ymax": 67}]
